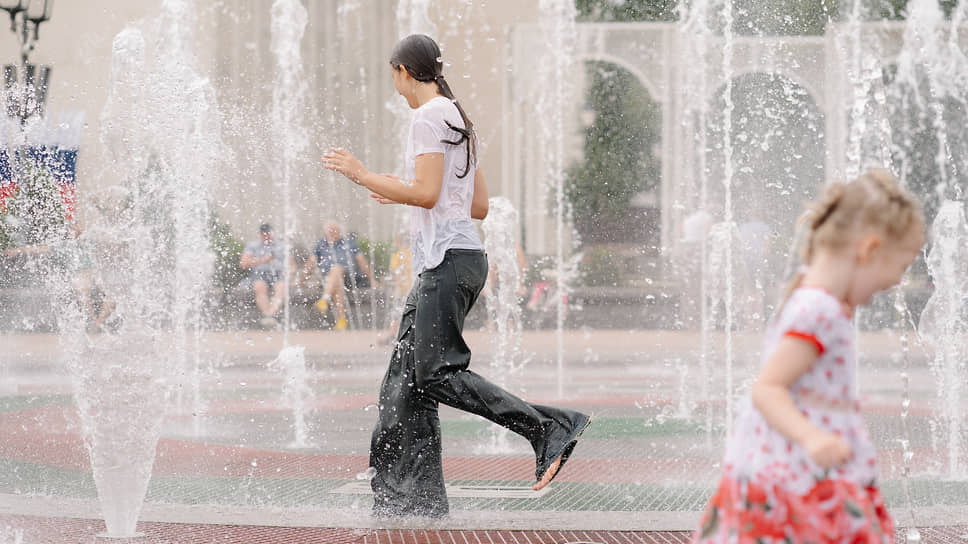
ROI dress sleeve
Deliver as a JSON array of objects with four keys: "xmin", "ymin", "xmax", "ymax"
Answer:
[{"xmin": 775, "ymin": 291, "xmax": 841, "ymax": 356}]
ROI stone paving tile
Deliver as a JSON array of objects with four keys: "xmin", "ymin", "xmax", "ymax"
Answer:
[
  {"xmin": 0, "ymin": 515, "xmax": 367, "ymax": 544},
  {"xmin": 3, "ymin": 515, "xmax": 968, "ymax": 544},
  {"xmin": 4, "ymin": 329, "xmax": 967, "ymax": 538},
  {"xmin": 359, "ymin": 529, "xmax": 693, "ymax": 543}
]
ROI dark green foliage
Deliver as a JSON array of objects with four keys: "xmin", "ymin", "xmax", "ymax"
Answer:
[
  {"xmin": 575, "ymin": 0, "xmax": 961, "ymax": 35},
  {"xmin": 0, "ymin": 213, "xmax": 12, "ymax": 250},
  {"xmin": 0, "ymin": 165, "xmax": 66, "ymax": 249},
  {"xmin": 870, "ymin": 0, "xmax": 958, "ymax": 19},
  {"xmin": 881, "ymin": 64, "xmax": 967, "ymax": 226},
  {"xmin": 730, "ymin": 0, "xmax": 837, "ymax": 35},
  {"xmin": 355, "ymin": 236, "xmax": 391, "ymax": 280},
  {"xmin": 576, "ymin": 0, "xmax": 678, "ymax": 22},
  {"xmin": 565, "ymin": 61, "xmax": 660, "ymax": 244},
  {"xmin": 578, "ymin": 246, "xmax": 623, "ymax": 286},
  {"xmin": 209, "ymin": 214, "xmax": 246, "ymax": 293}
]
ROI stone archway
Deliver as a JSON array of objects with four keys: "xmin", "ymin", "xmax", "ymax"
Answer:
[
  {"xmin": 506, "ymin": 23, "xmax": 833, "ymax": 259},
  {"xmin": 567, "ymin": 58, "xmax": 663, "ymax": 249},
  {"xmin": 701, "ymin": 71, "xmax": 826, "ymax": 305}
]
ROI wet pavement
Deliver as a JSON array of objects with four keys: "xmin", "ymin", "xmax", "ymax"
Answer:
[{"xmin": 2, "ymin": 328, "xmax": 968, "ymax": 542}]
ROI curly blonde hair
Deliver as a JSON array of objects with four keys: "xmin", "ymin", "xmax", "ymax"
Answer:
[
  {"xmin": 780, "ymin": 169, "xmax": 924, "ymax": 306},
  {"xmin": 802, "ymin": 169, "xmax": 923, "ymax": 262}
]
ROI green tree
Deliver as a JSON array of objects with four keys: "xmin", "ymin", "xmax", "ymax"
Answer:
[
  {"xmin": 209, "ymin": 213, "xmax": 247, "ymax": 293},
  {"xmin": 0, "ymin": 164, "xmax": 66, "ymax": 249},
  {"xmin": 565, "ymin": 61, "xmax": 660, "ymax": 244},
  {"xmin": 576, "ymin": 0, "xmax": 677, "ymax": 21}
]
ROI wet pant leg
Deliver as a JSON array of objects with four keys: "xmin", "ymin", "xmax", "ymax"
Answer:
[
  {"xmin": 369, "ymin": 250, "xmax": 588, "ymax": 518},
  {"xmin": 412, "ymin": 252, "xmax": 588, "ymax": 478},
  {"xmin": 369, "ymin": 287, "xmax": 448, "ymax": 517}
]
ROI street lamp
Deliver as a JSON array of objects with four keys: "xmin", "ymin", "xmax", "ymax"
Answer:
[{"xmin": 0, "ymin": 0, "xmax": 54, "ymax": 123}]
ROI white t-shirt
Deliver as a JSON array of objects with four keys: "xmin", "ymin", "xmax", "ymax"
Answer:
[{"xmin": 406, "ymin": 96, "xmax": 483, "ymax": 273}]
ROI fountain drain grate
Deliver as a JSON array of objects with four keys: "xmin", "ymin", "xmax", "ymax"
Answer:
[{"xmin": 331, "ymin": 480, "xmax": 552, "ymax": 498}]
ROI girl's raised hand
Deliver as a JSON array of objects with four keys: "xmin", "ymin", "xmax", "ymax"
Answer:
[
  {"xmin": 322, "ymin": 147, "xmax": 368, "ymax": 184},
  {"xmin": 804, "ymin": 429, "xmax": 851, "ymax": 468}
]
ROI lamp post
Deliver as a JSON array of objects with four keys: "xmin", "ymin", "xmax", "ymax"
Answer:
[{"xmin": 0, "ymin": 0, "xmax": 54, "ymax": 124}]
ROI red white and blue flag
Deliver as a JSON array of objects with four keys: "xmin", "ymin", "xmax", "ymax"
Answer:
[{"xmin": 0, "ymin": 114, "xmax": 82, "ymax": 219}]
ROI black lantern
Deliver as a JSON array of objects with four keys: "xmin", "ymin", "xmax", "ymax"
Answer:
[
  {"xmin": 0, "ymin": 1, "xmax": 27, "ymax": 32},
  {"xmin": 0, "ymin": 0, "xmax": 54, "ymax": 123},
  {"xmin": 25, "ymin": 0, "xmax": 52, "ymax": 39}
]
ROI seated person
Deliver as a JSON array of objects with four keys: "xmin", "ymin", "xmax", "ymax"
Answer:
[
  {"xmin": 305, "ymin": 220, "xmax": 376, "ymax": 331},
  {"xmin": 240, "ymin": 223, "xmax": 287, "ymax": 329}
]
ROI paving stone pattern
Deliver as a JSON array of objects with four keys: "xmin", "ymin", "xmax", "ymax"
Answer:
[{"xmin": 4, "ymin": 330, "xmax": 968, "ymax": 542}]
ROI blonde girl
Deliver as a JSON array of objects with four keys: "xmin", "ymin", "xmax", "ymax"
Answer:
[{"xmin": 694, "ymin": 169, "xmax": 924, "ymax": 543}]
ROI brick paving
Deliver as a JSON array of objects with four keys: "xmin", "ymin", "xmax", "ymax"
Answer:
[
  {"xmin": 2, "ymin": 330, "xmax": 968, "ymax": 541},
  {"xmin": 4, "ymin": 515, "xmax": 968, "ymax": 543}
]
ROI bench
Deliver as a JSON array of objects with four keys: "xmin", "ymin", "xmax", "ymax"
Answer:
[
  {"xmin": 219, "ymin": 283, "xmax": 389, "ymax": 330},
  {"xmin": 567, "ymin": 284, "xmax": 682, "ymax": 329}
]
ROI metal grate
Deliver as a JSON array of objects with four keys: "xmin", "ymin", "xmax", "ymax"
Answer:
[{"xmin": 332, "ymin": 480, "xmax": 553, "ymax": 498}]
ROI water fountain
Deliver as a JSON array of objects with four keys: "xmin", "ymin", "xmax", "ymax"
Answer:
[
  {"xmin": 7, "ymin": 1, "xmax": 968, "ymax": 540},
  {"xmin": 482, "ymin": 197, "xmax": 527, "ymax": 376},
  {"xmin": 61, "ymin": 0, "xmax": 221, "ymax": 536},
  {"xmin": 918, "ymin": 200, "xmax": 968, "ymax": 477},
  {"xmin": 479, "ymin": 196, "xmax": 529, "ymax": 453},
  {"xmin": 269, "ymin": 0, "xmax": 314, "ymax": 449},
  {"xmin": 536, "ymin": 0, "xmax": 578, "ymax": 400},
  {"xmin": 0, "ymin": 525, "xmax": 22, "ymax": 544}
]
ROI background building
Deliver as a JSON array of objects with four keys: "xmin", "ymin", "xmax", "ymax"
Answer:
[{"xmin": 0, "ymin": 1, "xmax": 544, "ymax": 249}]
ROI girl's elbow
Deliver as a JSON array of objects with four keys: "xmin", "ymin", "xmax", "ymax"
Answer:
[
  {"xmin": 424, "ymin": 194, "xmax": 439, "ymax": 209},
  {"xmin": 750, "ymin": 381, "xmax": 769, "ymax": 411},
  {"xmin": 416, "ymin": 195, "xmax": 438, "ymax": 209},
  {"xmin": 472, "ymin": 203, "xmax": 488, "ymax": 220}
]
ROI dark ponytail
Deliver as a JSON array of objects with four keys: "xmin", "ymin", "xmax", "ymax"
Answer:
[{"xmin": 390, "ymin": 34, "xmax": 476, "ymax": 179}]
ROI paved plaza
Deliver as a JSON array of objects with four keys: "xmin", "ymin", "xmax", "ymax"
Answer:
[{"xmin": 2, "ymin": 329, "xmax": 968, "ymax": 542}]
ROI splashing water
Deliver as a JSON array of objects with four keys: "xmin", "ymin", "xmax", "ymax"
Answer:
[
  {"xmin": 0, "ymin": 526, "xmax": 23, "ymax": 544},
  {"xmin": 61, "ymin": 0, "xmax": 223, "ymax": 535},
  {"xmin": 269, "ymin": 0, "xmax": 314, "ymax": 450},
  {"xmin": 482, "ymin": 197, "xmax": 527, "ymax": 377},
  {"xmin": 537, "ymin": 0, "xmax": 578, "ymax": 399},
  {"xmin": 272, "ymin": 344, "xmax": 314, "ymax": 448},
  {"xmin": 270, "ymin": 0, "xmax": 310, "ymax": 342},
  {"xmin": 479, "ymin": 196, "xmax": 530, "ymax": 453},
  {"xmin": 918, "ymin": 200, "xmax": 968, "ymax": 477},
  {"xmin": 356, "ymin": 466, "xmax": 377, "ymax": 481}
]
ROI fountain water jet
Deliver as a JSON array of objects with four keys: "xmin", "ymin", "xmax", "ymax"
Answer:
[
  {"xmin": 269, "ymin": 0, "xmax": 315, "ymax": 448},
  {"xmin": 61, "ymin": 0, "xmax": 222, "ymax": 535},
  {"xmin": 918, "ymin": 200, "xmax": 968, "ymax": 478},
  {"xmin": 536, "ymin": 0, "xmax": 577, "ymax": 400},
  {"xmin": 479, "ymin": 196, "xmax": 529, "ymax": 453}
]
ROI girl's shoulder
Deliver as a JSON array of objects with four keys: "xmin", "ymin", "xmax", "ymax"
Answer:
[
  {"xmin": 775, "ymin": 287, "xmax": 849, "ymax": 330},
  {"xmin": 415, "ymin": 96, "xmax": 460, "ymax": 125},
  {"xmin": 788, "ymin": 286, "xmax": 841, "ymax": 308}
]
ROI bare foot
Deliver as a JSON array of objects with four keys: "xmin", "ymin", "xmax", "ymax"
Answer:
[{"xmin": 532, "ymin": 455, "xmax": 562, "ymax": 491}]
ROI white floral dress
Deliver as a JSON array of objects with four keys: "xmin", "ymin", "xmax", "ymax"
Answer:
[{"xmin": 693, "ymin": 287, "xmax": 893, "ymax": 543}]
